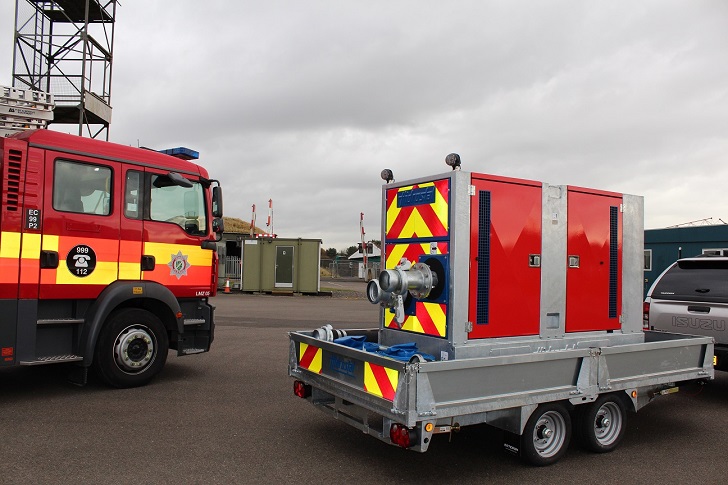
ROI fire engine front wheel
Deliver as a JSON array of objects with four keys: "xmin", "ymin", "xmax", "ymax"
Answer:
[
  {"xmin": 93, "ymin": 308, "xmax": 169, "ymax": 388},
  {"xmin": 521, "ymin": 403, "xmax": 572, "ymax": 466}
]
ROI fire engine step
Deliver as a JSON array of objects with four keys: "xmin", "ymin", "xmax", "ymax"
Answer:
[
  {"xmin": 183, "ymin": 318, "xmax": 206, "ymax": 326},
  {"xmin": 36, "ymin": 318, "xmax": 84, "ymax": 326},
  {"xmin": 19, "ymin": 355, "xmax": 83, "ymax": 365}
]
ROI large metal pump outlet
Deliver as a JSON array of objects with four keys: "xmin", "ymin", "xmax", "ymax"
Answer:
[{"xmin": 367, "ymin": 258, "xmax": 439, "ymax": 326}]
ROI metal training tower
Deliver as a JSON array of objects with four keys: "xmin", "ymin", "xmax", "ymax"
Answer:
[{"xmin": 12, "ymin": 0, "xmax": 117, "ymax": 139}]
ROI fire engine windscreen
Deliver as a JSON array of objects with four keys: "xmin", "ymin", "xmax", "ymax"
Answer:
[{"xmin": 150, "ymin": 174, "xmax": 207, "ymax": 236}]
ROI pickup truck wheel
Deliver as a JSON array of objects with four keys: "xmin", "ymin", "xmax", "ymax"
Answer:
[
  {"xmin": 577, "ymin": 395, "xmax": 626, "ymax": 453},
  {"xmin": 93, "ymin": 308, "xmax": 169, "ymax": 388},
  {"xmin": 521, "ymin": 403, "xmax": 571, "ymax": 466}
]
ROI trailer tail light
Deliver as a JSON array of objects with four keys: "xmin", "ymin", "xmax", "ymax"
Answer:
[
  {"xmin": 643, "ymin": 302, "xmax": 650, "ymax": 330},
  {"xmin": 293, "ymin": 380, "xmax": 311, "ymax": 399},
  {"xmin": 389, "ymin": 423, "xmax": 417, "ymax": 449}
]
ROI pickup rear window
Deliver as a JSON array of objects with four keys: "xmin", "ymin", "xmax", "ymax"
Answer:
[{"xmin": 653, "ymin": 259, "xmax": 728, "ymax": 303}]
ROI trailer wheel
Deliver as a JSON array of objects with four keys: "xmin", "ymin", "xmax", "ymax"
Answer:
[
  {"xmin": 93, "ymin": 308, "xmax": 169, "ymax": 388},
  {"xmin": 577, "ymin": 394, "xmax": 626, "ymax": 453},
  {"xmin": 521, "ymin": 403, "xmax": 572, "ymax": 466}
]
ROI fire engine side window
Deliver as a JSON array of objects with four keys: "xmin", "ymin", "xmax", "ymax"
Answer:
[
  {"xmin": 149, "ymin": 174, "xmax": 207, "ymax": 236},
  {"xmin": 53, "ymin": 160, "xmax": 112, "ymax": 215},
  {"xmin": 124, "ymin": 170, "xmax": 142, "ymax": 220}
]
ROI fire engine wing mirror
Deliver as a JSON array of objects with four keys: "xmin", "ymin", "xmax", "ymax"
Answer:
[
  {"xmin": 212, "ymin": 186, "xmax": 223, "ymax": 218},
  {"xmin": 167, "ymin": 171, "xmax": 193, "ymax": 188},
  {"xmin": 201, "ymin": 240, "xmax": 218, "ymax": 250},
  {"xmin": 212, "ymin": 217, "xmax": 224, "ymax": 241}
]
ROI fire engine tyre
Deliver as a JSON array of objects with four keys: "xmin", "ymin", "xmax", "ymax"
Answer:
[
  {"xmin": 576, "ymin": 394, "xmax": 626, "ymax": 453},
  {"xmin": 521, "ymin": 403, "xmax": 572, "ymax": 467},
  {"xmin": 93, "ymin": 308, "xmax": 169, "ymax": 388}
]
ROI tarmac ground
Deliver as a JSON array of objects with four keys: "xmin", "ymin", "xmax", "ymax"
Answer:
[{"xmin": 1, "ymin": 283, "xmax": 727, "ymax": 484}]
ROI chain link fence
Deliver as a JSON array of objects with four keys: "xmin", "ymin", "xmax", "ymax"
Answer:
[{"xmin": 321, "ymin": 258, "xmax": 380, "ymax": 280}]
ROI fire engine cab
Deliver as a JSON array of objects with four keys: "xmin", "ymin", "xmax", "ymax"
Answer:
[{"xmin": 0, "ymin": 129, "xmax": 223, "ymax": 388}]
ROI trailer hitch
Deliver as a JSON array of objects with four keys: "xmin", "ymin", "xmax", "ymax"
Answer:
[{"xmin": 366, "ymin": 258, "xmax": 438, "ymax": 326}]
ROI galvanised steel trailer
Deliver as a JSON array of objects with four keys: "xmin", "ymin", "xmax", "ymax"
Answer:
[{"xmin": 289, "ymin": 155, "xmax": 713, "ymax": 466}]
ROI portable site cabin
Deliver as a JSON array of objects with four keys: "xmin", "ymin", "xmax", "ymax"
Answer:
[{"xmin": 241, "ymin": 237, "xmax": 321, "ymax": 293}]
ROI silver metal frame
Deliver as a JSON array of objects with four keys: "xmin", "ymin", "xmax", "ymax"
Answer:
[
  {"xmin": 13, "ymin": 0, "xmax": 117, "ymax": 139},
  {"xmin": 289, "ymin": 329, "xmax": 713, "ymax": 451}
]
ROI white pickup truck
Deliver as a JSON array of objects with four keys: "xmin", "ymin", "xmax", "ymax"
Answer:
[{"xmin": 645, "ymin": 256, "xmax": 728, "ymax": 370}]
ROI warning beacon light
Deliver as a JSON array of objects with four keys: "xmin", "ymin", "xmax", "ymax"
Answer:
[
  {"xmin": 445, "ymin": 153, "xmax": 461, "ymax": 170},
  {"xmin": 381, "ymin": 169, "xmax": 394, "ymax": 183}
]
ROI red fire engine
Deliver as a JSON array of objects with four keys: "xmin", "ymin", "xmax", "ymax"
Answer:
[{"xmin": 0, "ymin": 129, "xmax": 223, "ymax": 387}]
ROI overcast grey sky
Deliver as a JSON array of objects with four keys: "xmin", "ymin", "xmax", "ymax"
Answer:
[{"xmin": 2, "ymin": 1, "xmax": 728, "ymax": 250}]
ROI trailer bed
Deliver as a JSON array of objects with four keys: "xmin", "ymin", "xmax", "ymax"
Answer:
[{"xmin": 289, "ymin": 329, "xmax": 713, "ymax": 451}]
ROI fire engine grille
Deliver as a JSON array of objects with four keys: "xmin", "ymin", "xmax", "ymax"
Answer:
[
  {"xmin": 5, "ymin": 149, "xmax": 22, "ymax": 211},
  {"xmin": 609, "ymin": 206, "xmax": 618, "ymax": 319},
  {"xmin": 476, "ymin": 190, "xmax": 491, "ymax": 325}
]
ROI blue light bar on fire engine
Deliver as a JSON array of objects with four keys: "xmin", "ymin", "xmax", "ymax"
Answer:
[{"xmin": 159, "ymin": 147, "xmax": 199, "ymax": 160}]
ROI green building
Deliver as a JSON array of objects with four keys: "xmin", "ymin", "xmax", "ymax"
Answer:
[{"xmin": 644, "ymin": 224, "xmax": 728, "ymax": 296}]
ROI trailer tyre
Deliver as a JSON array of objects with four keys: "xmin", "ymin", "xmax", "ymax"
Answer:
[
  {"xmin": 577, "ymin": 394, "xmax": 626, "ymax": 453},
  {"xmin": 93, "ymin": 308, "xmax": 169, "ymax": 388},
  {"xmin": 521, "ymin": 403, "xmax": 572, "ymax": 466}
]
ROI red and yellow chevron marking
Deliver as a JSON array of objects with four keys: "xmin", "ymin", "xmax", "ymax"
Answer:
[
  {"xmin": 386, "ymin": 179, "xmax": 449, "ymax": 240},
  {"xmin": 385, "ymin": 242, "xmax": 448, "ymax": 269},
  {"xmin": 364, "ymin": 362, "xmax": 398, "ymax": 401},
  {"xmin": 298, "ymin": 342, "xmax": 323, "ymax": 374},
  {"xmin": 385, "ymin": 301, "xmax": 447, "ymax": 337}
]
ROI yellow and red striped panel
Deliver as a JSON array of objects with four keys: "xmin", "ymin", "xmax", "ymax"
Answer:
[
  {"xmin": 40, "ymin": 234, "xmax": 120, "ymax": 286},
  {"xmin": 0, "ymin": 230, "xmax": 213, "ymax": 288},
  {"xmin": 385, "ymin": 242, "xmax": 448, "ymax": 269},
  {"xmin": 385, "ymin": 179, "xmax": 449, "ymax": 240},
  {"xmin": 141, "ymin": 241, "xmax": 213, "ymax": 286},
  {"xmin": 384, "ymin": 301, "xmax": 447, "ymax": 337},
  {"xmin": 383, "ymin": 242, "xmax": 448, "ymax": 338},
  {"xmin": 364, "ymin": 362, "xmax": 398, "ymax": 401},
  {"xmin": 298, "ymin": 342, "xmax": 323, "ymax": 374},
  {"xmin": 0, "ymin": 231, "xmax": 21, "ymax": 288}
]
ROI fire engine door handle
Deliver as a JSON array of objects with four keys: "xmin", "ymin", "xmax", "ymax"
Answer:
[
  {"xmin": 141, "ymin": 255, "xmax": 156, "ymax": 271},
  {"xmin": 40, "ymin": 250, "xmax": 59, "ymax": 269}
]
